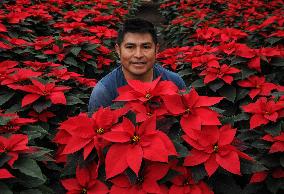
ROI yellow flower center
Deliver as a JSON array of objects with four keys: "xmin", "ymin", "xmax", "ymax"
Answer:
[
  {"xmin": 146, "ymin": 112, "xmax": 152, "ymax": 116},
  {"xmin": 132, "ymin": 135, "xmax": 140, "ymax": 143},
  {"xmin": 81, "ymin": 188, "xmax": 87, "ymax": 194},
  {"xmin": 96, "ymin": 128, "xmax": 104, "ymax": 134},
  {"xmin": 213, "ymin": 145, "xmax": 218, "ymax": 152},
  {"xmin": 183, "ymin": 179, "xmax": 190, "ymax": 185},
  {"xmin": 145, "ymin": 93, "xmax": 151, "ymax": 99},
  {"xmin": 185, "ymin": 108, "xmax": 190, "ymax": 114}
]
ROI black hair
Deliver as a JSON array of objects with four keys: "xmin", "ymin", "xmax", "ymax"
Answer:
[{"xmin": 116, "ymin": 18, "xmax": 158, "ymax": 45}]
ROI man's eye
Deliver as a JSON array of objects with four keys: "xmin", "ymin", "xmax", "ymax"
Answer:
[{"xmin": 143, "ymin": 45, "xmax": 151, "ymax": 49}]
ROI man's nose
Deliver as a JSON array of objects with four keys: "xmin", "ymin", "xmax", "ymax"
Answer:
[{"xmin": 134, "ymin": 48, "xmax": 143, "ymax": 58}]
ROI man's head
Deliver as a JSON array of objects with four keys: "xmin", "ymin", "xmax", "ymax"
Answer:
[
  {"xmin": 115, "ymin": 18, "xmax": 159, "ymax": 82},
  {"xmin": 116, "ymin": 18, "xmax": 158, "ymax": 46}
]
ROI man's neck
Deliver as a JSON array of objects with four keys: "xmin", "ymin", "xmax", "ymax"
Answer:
[{"xmin": 122, "ymin": 67, "xmax": 153, "ymax": 82}]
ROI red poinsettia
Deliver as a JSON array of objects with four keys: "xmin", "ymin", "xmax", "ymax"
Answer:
[
  {"xmin": 242, "ymin": 97, "xmax": 284, "ymax": 129},
  {"xmin": 169, "ymin": 164, "xmax": 213, "ymax": 194},
  {"xmin": 28, "ymin": 110, "xmax": 55, "ymax": 122},
  {"xmin": 55, "ymin": 107, "xmax": 121, "ymax": 160},
  {"xmin": 43, "ymin": 44, "xmax": 65, "ymax": 61},
  {"xmin": 61, "ymin": 162, "xmax": 108, "ymax": 194},
  {"xmin": 219, "ymin": 27, "xmax": 248, "ymax": 42},
  {"xmin": 262, "ymin": 132, "xmax": 284, "ymax": 153},
  {"xmin": 32, "ymin": 36, "xmax": 54, "ymax": 50},
  {"xmin": 238, "ymin": 75, "xmax": 277, "ymax": 99},
  {"xmin": 103, "ymin": 116, "xmax": 176, "ymax": 178},
  {"xmin": 0, "ymin": 168, "xmax": 14, "ymax": 179},
  {"xmin": 96, "ymin": 56, "xmax": 113, "ymax": 69},
  {"xmin": 0, "ymin": 134, "xmax": 30, "ymax": 167},
  {"xmin": 1, "ymin": 68, "xmax": 42, "ymax": 86},
  {"xmin": 183, "ymin": 125, "xmax": 252, "ymax": 176},
  {"xmin": 250, "ymin": 168, "xmax": 284, "ymax": 183},
  {"xmin": 10, "ymin": 79, "xmax": 70, "ymax": 107},
  {"xmin": 200, "ymin": 63, "xmax": 240, "ymax": 84},
  {"xmin": 187, "ymin": 54, "xmax": 220, "ymax": 69},
  {"xmin": 235, "ymin": 46, "xmax": 281, "ymax": 72},
  {"xmin": 47, "ymin": 67, "xmax": 81, "ymax": 81},
  {"xmin": 115, "ymin": 76, "xmax": 179, "ymax": 103},
  {"xmin": 0, "ymin": 112, "xmax": 36, "ymax": 133},
  {"xmin": 110, "ymin": 162, "xmax": 169, "ymax": 194},
  {"xmin": 163, "ymin": 88, "xmax": 223, "ymax": 131},
  {"xmin": 157, "ymin": 46, "xmax": 188, "ymax": 70},
  {"xmin": 125, "ymin": 100, "xmax": 168, "ymax": 123},
  {"xmin": 88, "ymin": 26, "xmax": 118, "ymax": 38}
]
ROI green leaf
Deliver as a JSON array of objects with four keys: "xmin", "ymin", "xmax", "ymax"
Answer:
[
  {"xmin": 280, "ymin": 155, "xmax": 284, "ymax": 168},
  {"xmin": 266, "ymin": 175, "xmax": 284, "ymax": 193},
  {"xmin": 242, "ymin": 184, "xmax": 263, "ymax": 194},
  {"xmin": 14, "ymin": 158, "xmax": 45, "ymax": 181},
  {"xmin": 262, "ymin": 121, "xmax": 282, "ymax": 136},
  {"xmin": 191, "ymin": 165, "xmax": 207, "ymax": 182},
  {"xmin": 251, "ymin": 140, "xmax": 270, "ymax": 149},
  {"xmin": 210, "ymin": 174, "xmax": 242, "ymax": 194},
  {"xmin": 240, "ymin": 159, "xmax": 267, "ymax": 174},
  {"xmin": 178, "ymin": 68, "xmax": 192, "ymax": 77},
  {"xmin": 0, "ymin": 154, "xmax": 12, "ymax": 168},
  {"xmin": 18, "ymin": 174, "xmax": 47, "ymax": 188},
  {"xmin": 32, "ymin": 100, "xmax": 52, "ymax": 113},
  {"xmin": 61, "ymin": 153, "xmax": 81, "ymax": 177},
  {"xmin": 125, "ymin": 168, "xmax": 137, "ymax": 184},
  {"xmin": 158, "ymin": 169, "xmax": 180, "ymax": 184},
  {"xmin": 270, "ymin": 57, "xmax": 284, "ymax": 67},
  {"xmin": 190, "ymin": 79, "xmax": 205, "ymax": 88},
  {"xmin": 20, "ymin": 189, "xmax": 42, "ymax": 194},
  {"xmin": 241, "ymin": 66, "xmax": 256, "ymax": 79},
  {"xmin": 0, "ymin": 116, "xmax": 12, "ymax": 126},
  {"xmin": 230, "ymin": 56, "xmax": 247, "ymax": 65},
  {"xmin": 209, "ymin": 80, "xmax": 224, "ymax": 92},
  {"xmin": 28, "ymin": 146, "xmax": 54, "ymax": 161},
  {"xmin": 0, "ymin": 182, "xmax": 13, "ymax": 194},
  {"xmin": 221, "ymin": 112, "xmax": 250, "ymax": 125},
  {"xmin": 70, "ymin": 47, "xmax": 81, "ymax": 56},
  {"xmin": 265, "ymin": 37, "xmax": 282, "ymax": 45},
  {"xmin": 83, "ymin": 44, "xmax": 99, "ymax": 51},
  {"xmin": 86, "ymin": 60, "xmax": 97, "ymax": 68},
  {"xmin": 66, "ymin": 95, "xmax": 85, "ymax": 106},
  {"xmin": 35, "ymin": 55, "xmax": 48, "ymax": 59},
  {"xmin": 0, "ymin": 92, "xmax": 15, "ymax": 106},
  {"xmin": 21, "ymin": 125, "xmax": 49, "ymax": 140},
  {"xmin": 210, "ymin": 107, "xmax": 225, "ymax": 114},
  {"xmin": 235, "ymin": 88, "xmax": 249, "ymax": 101},
  {"xmin": 218, "ymin": 85, "xmax": 236, "ymax": 102},
  {"xmin": 64, "ymin": 56, "xmax": 78, "ymax": 67},
  {"xmin": 173, "ymin": 141, "xmax": 188, "ymax": 158}
]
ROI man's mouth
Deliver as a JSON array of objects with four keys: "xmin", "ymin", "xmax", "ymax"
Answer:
[{"xmin": 131, "ymin": 62, "xmax": 146, "ymax": 65}]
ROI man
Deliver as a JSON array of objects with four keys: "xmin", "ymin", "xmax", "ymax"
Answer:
[{"xmin": 88, "ymin": 18, "xmax": 186, "ymax": 115}]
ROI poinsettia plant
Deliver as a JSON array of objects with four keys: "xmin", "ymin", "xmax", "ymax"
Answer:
[
  {"xmin": 0, "ymin": 0, "xmax": 142, "ymax": 193},
  {"xmin": 157, "ymin": 0, "xmax": 284, "ymax": 193},
  {"xmin": 55, "ymin": 76, "xmax": 255, "ymax": 194},
  {"xmin": 0, "ymin": 0, "xmax": 283, "ymax": 193}
]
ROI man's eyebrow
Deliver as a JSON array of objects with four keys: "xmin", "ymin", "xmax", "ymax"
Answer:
[{"xmin": 124, "ymin": 42, "xmax": 153, "ymax": 45}]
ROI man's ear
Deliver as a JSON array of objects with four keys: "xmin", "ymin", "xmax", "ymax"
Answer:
[{"xmin": 115, "ymin": 44, "xmax": 120, "ymax": 58}]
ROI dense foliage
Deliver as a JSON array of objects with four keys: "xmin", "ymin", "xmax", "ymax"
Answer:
[{"xmin": 0, "ymin": 0, "xmax": 283, "ymax": 194}]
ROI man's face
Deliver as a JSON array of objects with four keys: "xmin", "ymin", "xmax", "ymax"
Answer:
[{"xmin": 115, "ymin": 32, "xmax": 159, "ymax": 82}]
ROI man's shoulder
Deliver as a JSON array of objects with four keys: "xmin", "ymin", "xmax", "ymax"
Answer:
[
  {"xmin": 99, "ymin": 65, "xmax": 122, "ymax": 86},
  {"xmin": 154, "ymin": 64, "xmax": 186, "ymax": 89}
]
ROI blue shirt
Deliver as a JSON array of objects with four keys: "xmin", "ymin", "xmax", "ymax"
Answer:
[{"xmin": 88, "ymin": 64, "xmax": 186, "ymax": 115}]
